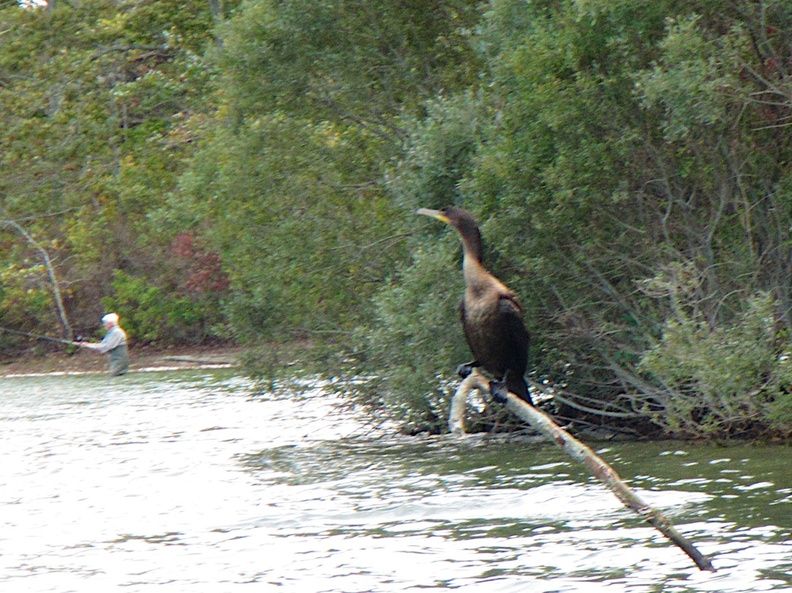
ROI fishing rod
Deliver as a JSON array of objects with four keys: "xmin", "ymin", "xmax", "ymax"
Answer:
[{"xmin": 0, "ymin": 327, "xmax": 83, "ymax": 345}]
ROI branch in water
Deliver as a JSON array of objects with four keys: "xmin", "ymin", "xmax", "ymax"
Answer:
[{"xmin": 453, "ymin": 369, "xmax": 716, "ymax": 573}]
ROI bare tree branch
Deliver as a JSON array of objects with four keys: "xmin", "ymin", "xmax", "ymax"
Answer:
[
  {"xmin": 453, "ymin": 369, "xmax": 716, "ymax": 573},
  {"xmin": 1, "ymin": 220, "xmax": 73, "ymax": 340}
]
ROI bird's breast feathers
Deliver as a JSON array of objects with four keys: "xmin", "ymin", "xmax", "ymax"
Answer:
[{"xmin": 464, "ymin": 274, "xmax": 521, "ymax": 310}]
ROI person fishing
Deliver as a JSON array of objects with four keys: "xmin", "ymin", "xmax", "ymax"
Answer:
[{"xmin": 75, "ymin": 313, "xmax": 129, "ymax": 376}]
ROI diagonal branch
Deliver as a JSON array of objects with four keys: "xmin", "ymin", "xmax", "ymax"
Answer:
[
  {"xmin": 1, "ymin": 220, "xmax": 73, "ymax": 340},
  {"xmin": 453, "ymin": 369, "xmax": 716, "ymax": 573}
]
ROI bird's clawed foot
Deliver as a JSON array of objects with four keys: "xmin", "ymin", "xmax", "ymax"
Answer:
[
  {"xmin": 456, "ymin": 361, "xmax": 480, "ymax": 379},
  {"xmin": 490, "ymin": 381, "xmax": 509, "ymax": 404}
]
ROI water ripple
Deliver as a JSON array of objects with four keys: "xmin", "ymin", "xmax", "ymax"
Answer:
[{"xmin": 0, "ymin": 370, "xmax": 790, "ymax": 592}]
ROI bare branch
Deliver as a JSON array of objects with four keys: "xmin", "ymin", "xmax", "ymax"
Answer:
[
  {"xmin": 0, "ymin": 220, "xmax": 73, "ymax": 340},
  {"xmin": 453, "ymin": 369, "xmax": 716, "ymax": 573}
]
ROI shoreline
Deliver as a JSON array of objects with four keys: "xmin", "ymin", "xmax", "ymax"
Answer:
[{"xmin": 0, "ymin": 344, "xmax": 245, "ymax": 378}]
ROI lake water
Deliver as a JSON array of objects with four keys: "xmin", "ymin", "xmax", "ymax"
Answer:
[{"xmin": 0, "ymin": 368, "xmax": 790, "ymax": 592}]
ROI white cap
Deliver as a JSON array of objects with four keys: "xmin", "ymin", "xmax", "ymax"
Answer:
[{"xmin": 102, "ymin": 313, "xmax": 119, "ymax": 326}]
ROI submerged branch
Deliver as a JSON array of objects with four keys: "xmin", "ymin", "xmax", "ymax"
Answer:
[{"xmin": 453, "ymin": 369, "xmax": 716, "ymax": 573}]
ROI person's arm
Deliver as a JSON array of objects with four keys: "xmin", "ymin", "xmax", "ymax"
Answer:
[
  {"xmin": 75, "ymin": 341, "xmax": 101, "ymax": 350},
  {"xmin": 98, "ymin": 328, "xmax": 125, "ymax": 352},
  {"xmin": 75, "ymin": 330, "xmax": 118, "ymax": 351}
]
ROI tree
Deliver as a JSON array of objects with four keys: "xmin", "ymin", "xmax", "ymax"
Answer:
[
  {"xmin": 360, "ymin": 0, "xmax": 792, "ymax": 437},
  {"xmin": 0, "ymin": 0, "xmax": 230, "ymax": 341},
  {"xmin": 178, "ymin": 0, "xmax": 482, "ymax": 344}
]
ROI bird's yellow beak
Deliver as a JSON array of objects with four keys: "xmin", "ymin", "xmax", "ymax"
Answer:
[{"xmin": 416, "ymin": 208, "xmax": 450, "ymax": 224}]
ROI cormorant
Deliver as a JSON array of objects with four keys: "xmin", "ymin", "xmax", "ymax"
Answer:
[{"xmin": 417, "ymin": 206, "xmax": 533, "ymax": 405}]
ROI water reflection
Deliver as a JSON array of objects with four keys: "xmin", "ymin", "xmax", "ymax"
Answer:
[{"xmin": 0, "ymin": 369, "xmax": 790, "ymax": 592}]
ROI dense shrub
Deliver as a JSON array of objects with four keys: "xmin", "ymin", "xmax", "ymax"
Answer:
[
  {"xmin": 101, "ymin": 269, "xmax": 225, "ymax": 344},
  {"xmin": 640, "ymin": 292, "xmax": 792, "ymax": 438}
]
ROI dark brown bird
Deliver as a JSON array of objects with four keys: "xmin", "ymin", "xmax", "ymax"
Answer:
[{"xmin": 417, "ymin": 206, "xmax": 533, "ymax": 405}]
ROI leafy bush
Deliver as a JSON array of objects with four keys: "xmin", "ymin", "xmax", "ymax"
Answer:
[
  {"xmin": 349, "ymin": 245, "xmax": 466, "ymax": 433},
  {"xmin": 0, "ymin": 264, "xmax": 53, "ymax": 327},
  {"xmin": 0, "ymin": 263, "xmax": 57, "ymax": 353},
  {"xmin": 640, "ymin": 292, "xmax": 792, "ymax": 438},
  {"xmin": 358, "ymin": 0, "xmax": 792, "ymax": 440},
  {"xmin": 102, "ymin": 269, "xmax": 223, "ymax": 344}
]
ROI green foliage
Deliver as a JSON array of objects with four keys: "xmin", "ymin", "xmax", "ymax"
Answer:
[
  {"xmin": 178, "ymin": 0, "xmax": 485, "ymax": 347},
  {"xmin": 179, "ymin": 114, "xmax": 403, "ymax": 341},
  {"xmin": 350, "ymin": 245, "xmax": 466, "ymax": 432},
  {"xmin": 0, "ymin": 263, "xmax": 54, "ymax": 330},
  {"xmin": 361, "ymin": 0, "xmax": 792, "ymax": 436},
  {"xmin": 4, "ymin": 0, "xmax": 792, "ymax": 440},
  {"xmin": 766, "ymin": 374, "xmax": 792, "ymax": 436},
  {"xmin": 102, "ymin": 269, "xmax": 222, "ymax": 344},
  {"xmin": 640, "ymin": 293, "xmax": 792, "ymax": 438},
  {"xmin": 0, "ymin": 0, "xmax": 223, "ymax": 333},
  {"xmin": 215, "ymin": 0, "xmax": 481, "ymax": 135},
  {"xmin": 388, "ymin": 92, "xmax": 488, "ymax": 211},
  {"xmin": 343, "ymin": 91, "xmax": 499, "ymax": 431},
  {"xmin": 635, "ymin": 14, "xmax": 746, "ymax": 141}
]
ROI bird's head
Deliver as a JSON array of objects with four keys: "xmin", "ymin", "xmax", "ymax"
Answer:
[{"xmin": 416, "ymin": 206, "xmax": 478, "ymax": 235}]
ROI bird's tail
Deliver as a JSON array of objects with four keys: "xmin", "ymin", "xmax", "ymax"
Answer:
[{"xmin": 506, "ymin": 373, "xmax": 533, "ymax": 406}]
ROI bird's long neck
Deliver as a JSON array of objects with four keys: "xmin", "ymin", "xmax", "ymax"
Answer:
[
  {"xmin": 459, "ymin": 228, "xmax": 493, "ymax": 294},
  {"xmin": 459, "ymin": 226, "xmax": 483, "ymax": 265}
]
